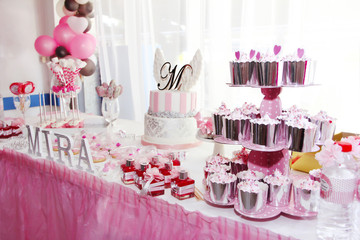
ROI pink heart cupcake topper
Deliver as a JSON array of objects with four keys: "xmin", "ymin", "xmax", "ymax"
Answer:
[
  {"xmin": 256, "ymin": 52, "xmax": 261, "ymax": 61},
  {"xmin": 297, "ymin": 48, "xmax": 305, "ymax": 58},
  {"xmin": 249, "ymin": 49, "xmax": 256, "ymax": 59},
  {"xmin": 235, "ymin": 51, "xmax": 240, "ymax": 60},
  {"xmin": 273, "ymin": 45, "xmax": 281, "ymax": 56}
]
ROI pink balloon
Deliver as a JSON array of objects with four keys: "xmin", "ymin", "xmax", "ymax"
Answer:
[
  {"xmin": 59, "ymin": 16, "xmax": 70, "ymax": 25},
  {"xmin": 62, "ymin": 5, "xmax": 76, "ymax": 16},
  {"xmin": 34, "ymin": 35, "xmax": 58, "ymax": 56},
  {"xmin": 69, "ymin": 33, "xmax": 96, "ymax": 59},
  {"xmin": 53, "ymin": 23, "xmax": 77, "ymax": 49}
]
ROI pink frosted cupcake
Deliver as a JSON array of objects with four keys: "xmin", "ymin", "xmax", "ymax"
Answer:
[
  {"xmin": 309, "ymin": 169, "xmax": 322, "ymax": 182},
  {"xmin": 250, "ymin": 114, "xmax": 281, "ymax": 147},
  {"xmin": 212, "ymin": 102, "xmax": 231, "ymax": 136},
  {"xmin": 237, "ymin": 180, "xmax": 268, "ymax": 214},
  {"xmin": 206, "ymin": 154, "xmax": 230, "ymax": 167},
  {"xmin": 208, "ymin": 172, "xmax": 237, "ymax": 204},
  {"xmin": 264, "ymin": 169, "xmax": 292, "ymax": 207},
  {"xmin": 293, "ymin": 178, "xmax": 320, "ymax": 212},
  {"xmin": 311, "ymin": 111, "xmax": 336, "ymax": 144},
  {"xmin": 230, "ymin": 148, "xmax": 249, "ymax": 175},
  {"xmin": 237, "ymin": 170, "xmax": 265, "ymax": 182}
]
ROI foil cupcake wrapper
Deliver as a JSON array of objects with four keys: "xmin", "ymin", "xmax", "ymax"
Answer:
[
  {"xmin": 222, "ymin": 117, "xmax": 232, "ymax": 139},
  {"xmin": 310, "ymin": 119, "xmax": 336, "ymax": 144},
  {"xmin": 282, "ymin": 60, "xmax": 315, "ymax": 86},
  {"xmin": 285, "ymin": 125, "xmax": 316, "ymax": 152},
  {"xmin": 213, "ymin": 114, "xmax": 227, "ymax": 136},
  {"xmin": 237, "ymin": 182, "xmax": 268, "ymax": 214},
  {"xmin": 293, "ymin": 185, "xmax": 319, "ymax": 212},
  {"xmin": 255, "ymin": 62, "xmax": 282, "ymax": 87},
  {"xmin": 231, "ymin": 118, "xmax": 251, "ymax": 141},
  {"xmin": 268, "ymin": 183, "xmax": 292, "ymax": 207},
  {"xmin": 229, "ymin": 61, "xmax": 257, "ymax": 85},
  {"xmin": 209, "ymin": 180, "xmax": 237, "ymax": 204},
  {"xmin": 251, "ymin": 122, "xmax": 280, "ymax": 147},
  {"xmin": 230, "ymin": 162, "xmax": 248, "ymax": 176}
]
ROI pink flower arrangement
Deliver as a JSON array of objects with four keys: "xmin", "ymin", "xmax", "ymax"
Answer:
[
  {"xmin": 194, "ymin": 112, "xmax": 213, "ymax": 136},
  {"xmin": 315, "ymin": 139, "xmax": 346, "ymax": 167}
]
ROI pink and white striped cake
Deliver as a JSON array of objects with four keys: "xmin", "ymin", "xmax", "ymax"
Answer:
[
  {"xmin": 148, "ymin": 90, "xmax": 197, "ymax": 117},
  {"xmin": 142, "ymin": 49, "xmax": 202, "ymax": 148}
]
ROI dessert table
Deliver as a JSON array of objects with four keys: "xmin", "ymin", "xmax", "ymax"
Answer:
[{"xmin": 0, "ymin": 115, "xmax": 316, "ymax": 240}]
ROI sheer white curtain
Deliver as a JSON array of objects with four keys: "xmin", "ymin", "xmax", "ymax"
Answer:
[{"xmin": 95, "ymin": 0, "xmax": 360, "ymax": 132}]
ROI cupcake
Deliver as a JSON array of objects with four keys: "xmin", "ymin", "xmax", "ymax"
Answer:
[
  {"xmin": 311, "ymin": 111, "xmax": 336, "ymax": 144},
  {"xmin": 237, "ymin": 170, "xmax": 265, "ymax": 182},
  {"xmin": 229, "ymin": 52, "xmax": 257, "ymax": 86},
  {"xmin": 309, "ymin": 169, "xmax": 322, "ymax": 182},
  {"xmin": 223, "ymin": 108, "xmax": 251, "ymax": 141},
  {"xmin": 208, "ymin": 172, "xmax": 237, "ymax": 204},
  {"xmin": 285, "ymin": 116, "xmax": 317, "ymax": 152},
  {"xmin": 264, "ymin": 169, "xmax": 292, "ymax": 207},
  {"xmin": 212, "ymin": 103, "xmax": 231, "ymax": 136},
  {"xmin": 237, "ymin": 180, "xmax": 268, "ymax": 214},
  {"xmin": 239, "ymin": 102, "xmax": 260, "ymax": 119},
  {"xmin": 250, "ymin": 114, "xmax": 280, "ymax": 147},
  {"xmin": 293, "ymin": 178, "xmax": 320, "ymax": 212},
  {"xmin": 230, "ymin": 148, "xmax": 249, "ymax": 175},
  {"xmin": 282, "ymin": 54, "xmax": 314, "ymax": 86},
  {"xmin": 206, "ymin": 154, "xmax": 230, "ymax": 167},
  {"xmin": 204, "ymin": 164, "xmax": 231, "ymax": 186}
]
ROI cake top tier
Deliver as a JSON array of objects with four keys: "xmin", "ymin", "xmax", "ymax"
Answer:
[{"xmin": 153, "ymin": 48, "xmax": 202, "ymax": 92}]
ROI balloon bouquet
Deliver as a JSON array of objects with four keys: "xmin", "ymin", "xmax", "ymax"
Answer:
[{"xmin": 34, "ymin": 0, "xmax": 96, "ymax": 128}]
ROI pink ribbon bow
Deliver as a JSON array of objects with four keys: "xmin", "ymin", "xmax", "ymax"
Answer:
[
  {"xmin": 194, "ymin": 112, "xmax": 213, "ymax": 135},
  {"xmin": 144, "ymin": 167, "xmax": 164, "ymax": 182}
]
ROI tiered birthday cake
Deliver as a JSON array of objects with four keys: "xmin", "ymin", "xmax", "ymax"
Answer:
[{"xmin": 142, "ymin": 49, "xmax": 202, "ymax": 148}]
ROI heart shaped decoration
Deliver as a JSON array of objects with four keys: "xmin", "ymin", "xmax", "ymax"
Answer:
[
  {"xmin": 235, "ymin": 51, "xmax": 240, "ymax": 60},
  {"xmin": 249, "ymin": 49, "xmax": 256, "ymax": 59},
  {"xmin": 67, "ymin": 16, "xmax": 88, "ymax": 34},
  {"xmin": 9, "ymin": 83, "xmax": 22, "ymax": 95},
  {"xmin": 273, "ymin": 45, "xmax": 281, "ymax": 55},
  {"xmin": 23, "ymin": 81, "xmax": 35, "ymax": 94},
  {"xmin": 9, "ymin": 81, "xmax": 35, "ymax": 95},
  {"xmin": 297, "ymin": 48, "xmax": 305, "ymax": 58},
  {"xmin": 256, "ymin": 52, "xmax": 261, "ymax": 61}
]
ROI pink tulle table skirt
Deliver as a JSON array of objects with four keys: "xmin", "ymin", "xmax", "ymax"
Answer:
[{"xmin": 0, "ymin": 148, "xmax": 296, "ymax": 240}]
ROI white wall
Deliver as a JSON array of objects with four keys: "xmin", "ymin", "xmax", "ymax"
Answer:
[{"xmin": 0, "ymin": 0, "xmax": 54, "ymax": 97}]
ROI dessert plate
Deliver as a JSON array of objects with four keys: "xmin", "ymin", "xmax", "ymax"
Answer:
[
  {"xmin": 203, "ymin": 191, "xmax": 235, "ymax": 208},
  {"xmin": 234, "ymin": 200, "xmax": 282, "ymax": 220}
]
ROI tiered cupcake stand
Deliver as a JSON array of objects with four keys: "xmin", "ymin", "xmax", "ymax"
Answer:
[{"xmin": 202, "ymin": 56, "xmax": 326, "ymax": 220}]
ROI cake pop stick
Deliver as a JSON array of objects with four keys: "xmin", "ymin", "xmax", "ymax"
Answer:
[
  {"xmin": 75, "ymin": 94, "xmax": 80, "ymax": 120},
  {"xmin": 49, "ymin": 90, "xmax": 53, "ymax": 121},
  {"xmin": 54, "ymin": 93, "xmax": 58, "ymax": 122},
  {"xmin": 38, "ymin": 93, "xmax": 43, "ymax": 125},
  {"xmin": 71, "ymin": 92, "xmax": 76, "ymax": 120},
  {"xmin": 42, "ymin": 91, "xmax": 47, "ymax": 122}
]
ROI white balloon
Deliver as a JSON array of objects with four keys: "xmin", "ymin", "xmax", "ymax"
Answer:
[
  {"xmin": 56, "ymin": 0, "xmax": 65, "ymax": 17},
  {"xmin": 67, "ymin": 16, "xmax": 89, "ymax": 34},
  {"xmin": 75, "ymin": 0, "xmax": 89, "ymax": 4}
]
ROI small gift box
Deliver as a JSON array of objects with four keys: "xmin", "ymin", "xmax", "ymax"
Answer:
[{"xmin": 143, "ymin": 168, "xmax": 165, "ymax": 197}]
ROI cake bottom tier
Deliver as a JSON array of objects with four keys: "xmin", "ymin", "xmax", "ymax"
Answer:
[{"xmin": 143, "ymin": 114, "xmax": 198, "ymax": 145}]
